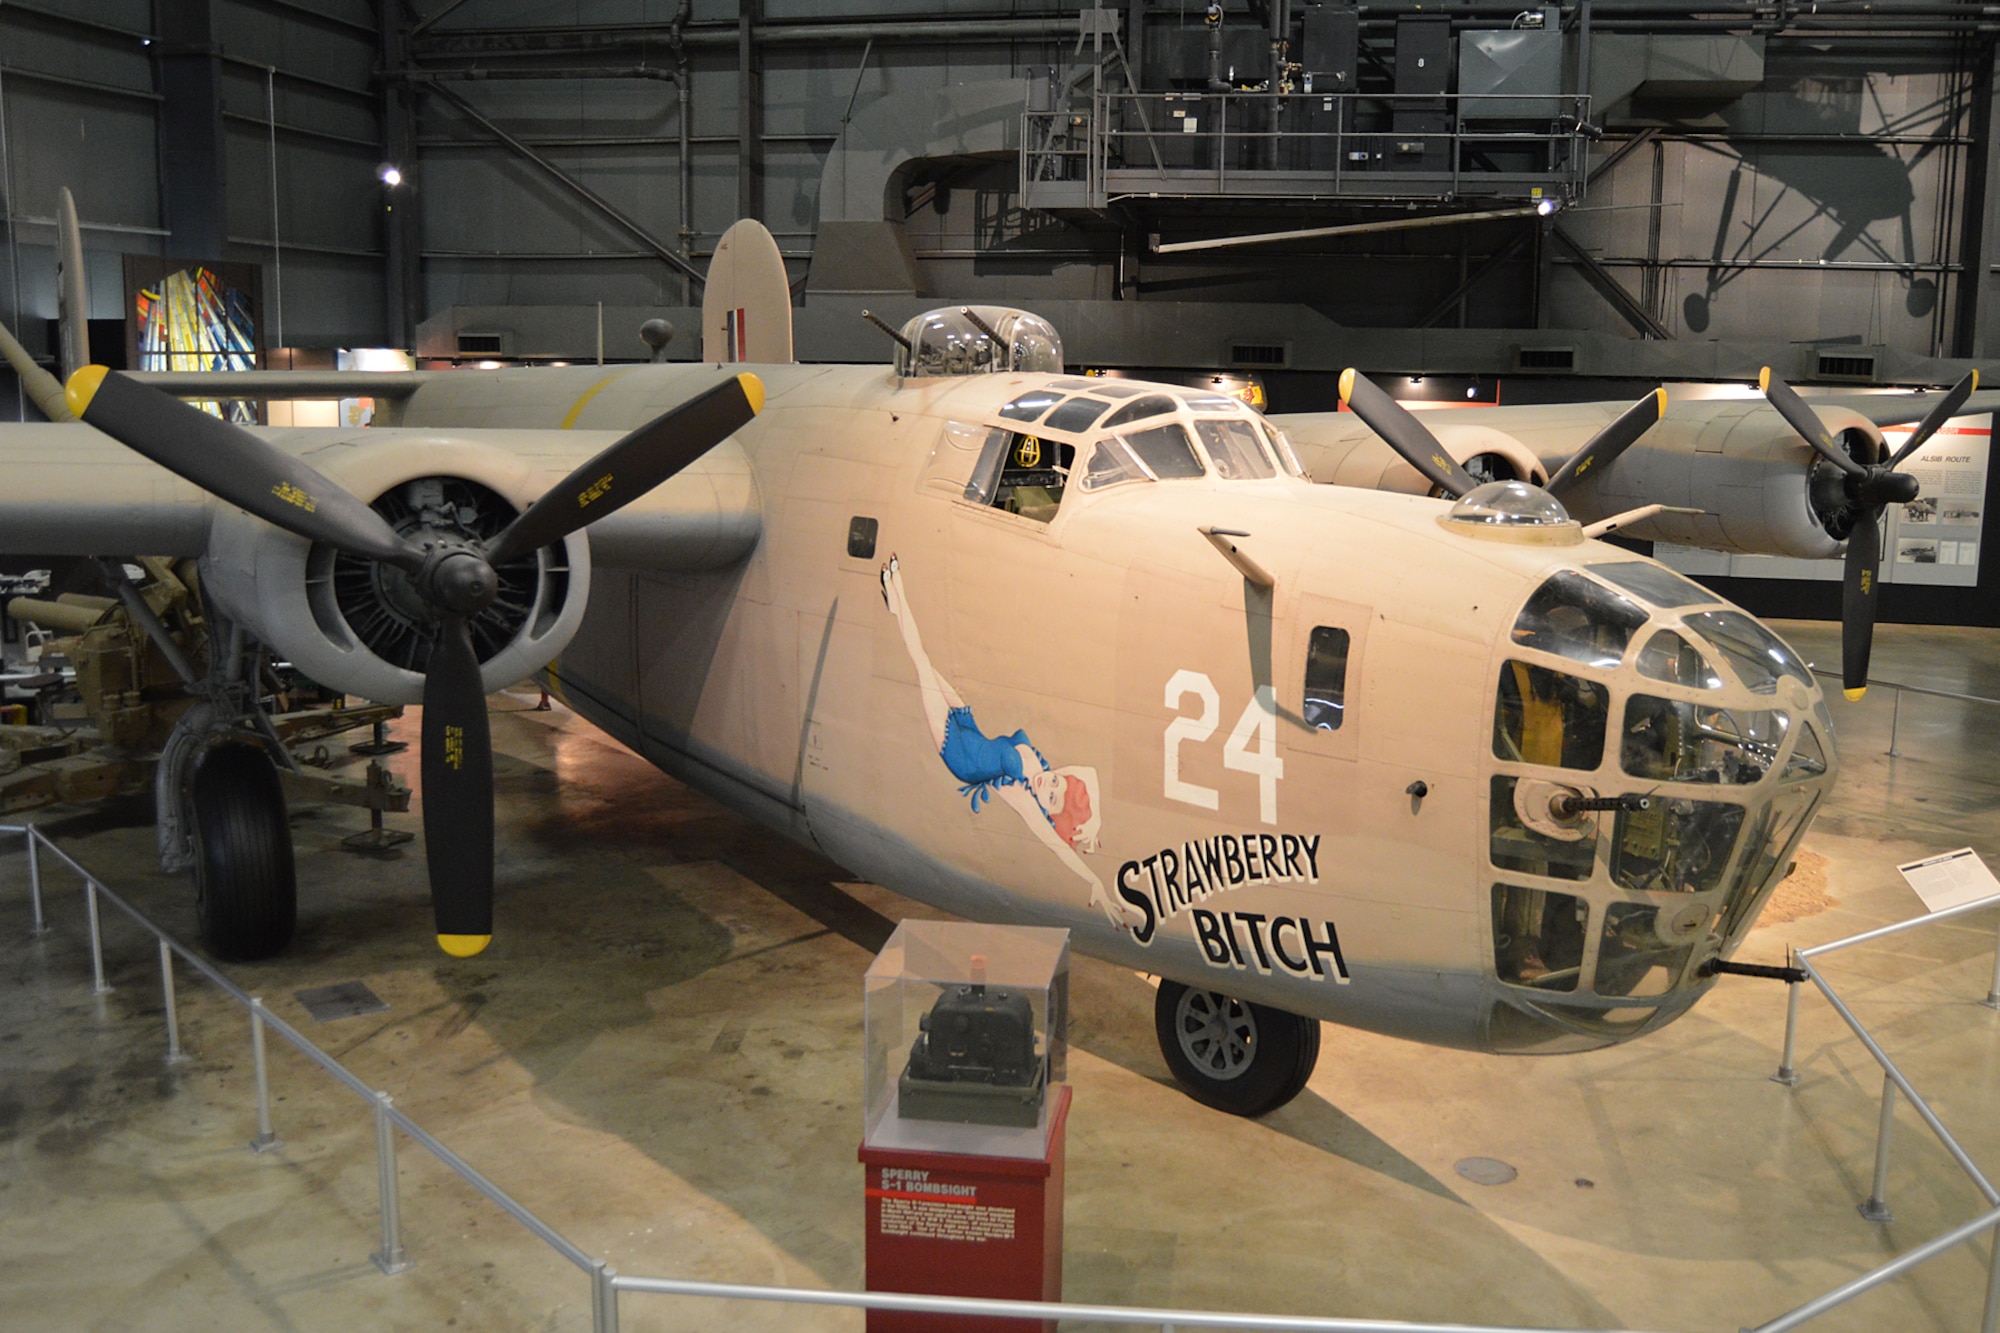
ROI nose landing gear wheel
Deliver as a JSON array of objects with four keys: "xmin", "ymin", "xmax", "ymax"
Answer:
[
  {"xmin": 190, "ymin": 743, "xmax": 298, "ymax": 962},
  {"xmin": 1155, "ymin": 979, "xmax": 1320, "ymax": 1117}
]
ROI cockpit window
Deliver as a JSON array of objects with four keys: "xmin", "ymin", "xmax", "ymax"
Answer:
[
  {"xmin": 1636, "ymin": 630, "xmax": 1723, "ymax": 690},
  {"xmin": 1684, "ymin": 610, "xmax": 1814, "ymax": 695},
  {"xmin": 1104, "ymin": 395, "xmax": 1179, "ymax": 428},
  {"xmin": 1494, "ymin": 660, "xmax": 1608, "ymax": 770},
  {"xmin": 1621, "ymin": 696, "xmax": 1787, "ymax": 785},
  {"xmin": 1042, "ymin": 396, "xmax": 1112, "ymax": 433},
  {"xmin": 999, "ymin": 390, "xmax": 1061, "ymax": 423},
  {"xmin": 1262, "ymin": 423, "xmax": 1308, "ymax": 478},
  {"xmin": 1195, "ymin": 419, "xmax": 1276, "ymax": 479},
  {"xmin": 1080, "ymin": 437, "xmax": 1148, "ymax": 492},
  {"xmin": 1586, "ymin": 561, "xmax": 1720, "ymax": 609},
  {"xmin": 970, "ymin": 432, "xmax": 1070, "ymax": 523},
  {"xmin": 1122, "ymin": 423, "xmax": 1205, "ymax": 478},
  {"xmin": 1182, "ymin": 393, "xmax": 1242, "ymax": 411},
  {"xmin": 1492, "ymin": 884, "xmax": 1587, "ymax": 991},
  {"xmin": 1303, "ymin": 627, "xmax": 1351, "ymax": 730},
  {"xmin": 1512, "ymin": 572, "xmax": 1649, "ymax": 670}
]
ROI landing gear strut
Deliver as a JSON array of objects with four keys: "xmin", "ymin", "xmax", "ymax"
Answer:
[{"xmin": 1155, "ymin": 979, "xmax": 1320, "ymax": 1117}]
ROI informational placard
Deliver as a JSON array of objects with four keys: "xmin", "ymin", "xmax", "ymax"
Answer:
[
  {"xmin": 1657, "ymin": 414, "xmax": 1989, "ymax": 589},
  {"xmin": 1896, "ymin": 847, "xmax": 2000, "ymax": 913}
]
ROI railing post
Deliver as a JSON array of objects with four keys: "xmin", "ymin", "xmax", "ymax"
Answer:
[
  {"xmin": 1982, "ymin": 914, "xmax": 2000, "ymax": 1011},
  {"xmin": 591, "ymin": 1260, "xmax": 620, "ymax": 1333},
  {"xmin": 249, "ymin": 998, "xmax": 280, "ymax": 1153},
  {"xmin": 84, "ymin": 879, "xmax": 111, "ymax": 995},
  {"xmin": 1861, "ymin": 1072, "xmax": 1897, "ymax": 1222},
  {"xmin": 371, "ymin": 1091, "xmax": 411, "ymax": 1274},
  {"xmin": 26, "ymin": 828, "xmax": 48, "ymax": 937},
  {"xmin": 158, "ymin": 939, "xmax": 189, "ymax": 1066},
  {"xmin": 1773, "ymin": 955, "xmax": 1802, "ymax": 1085},
  {"xmin": 1889, "ymin": 685, "xmax": 1903, "ymax": 757},
  {"xmin": 1982, "ymin": 1218, "xmax": 2000, "ymax": 1333}
]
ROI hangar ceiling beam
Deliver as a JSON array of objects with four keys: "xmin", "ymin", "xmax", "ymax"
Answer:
[
  {"xmin": 1417, "ymin": 229, "xmax": 1533, "ymax": 329},
  {"xmin": 155, "ymin": 0, "xmax": 228, "ymax": 261},
  {"xmin": 414, "ymin": 15, "xmax": 1105, "ymax": 58},
  {"xmin": 418, "ymin": 82, "xmax": 706, "ymax": 291},
  {"xmin": 1547, "ymin": 224, "xmax": 1672, "ymax": 340},
  {"xmin": 381, "ymin": 9, "xmax": 425, "ymax": 351},
  {"xmin": 1957, "ymin": 39, "xmax": 1999, "ymax": 358},
  {"xmin": 739, "ymin": 0, "xmax": 763, "ymax": 224}
]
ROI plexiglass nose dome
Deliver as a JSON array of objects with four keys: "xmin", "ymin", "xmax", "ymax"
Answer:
[{"xmin": 1441, "ymin": 480, "xmax": 1583, "ymax": 543}]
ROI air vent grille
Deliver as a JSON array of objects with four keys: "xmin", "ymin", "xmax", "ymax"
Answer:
[
  {"xmin": 1816, "ymin": 353, "xmax": 1875, "ymax": 381},
  {"xmin": 1516, "ymin": 347, "xmax": 1575, "ymax": 371},
  {"xmin": 457, "ymin": 333, "xmax": 505, "ymax": 354},
  {"xmin": 1229, "ymin": 343, "xmax": 1289, "ymax": 367}
]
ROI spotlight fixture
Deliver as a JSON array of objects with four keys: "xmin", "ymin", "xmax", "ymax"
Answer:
[
  {"xmin": 1535, "ymin": 198, "xmax": 1559, "ymax": 217},
  {"xmin": 379, "ymin": 165, "xmax": 404, "ymax": 188}
]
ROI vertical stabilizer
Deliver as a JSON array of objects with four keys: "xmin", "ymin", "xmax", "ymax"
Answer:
[
  {"xmin": 55, "ymin": 188, "xmax": 89, "ymax": 381},
  {"xmin": 701, "ymin": 220, "xmax": 794, "ymax": 364}
]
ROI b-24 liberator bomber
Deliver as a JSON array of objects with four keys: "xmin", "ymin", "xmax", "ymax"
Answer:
[{"xmin": 0, "ymin": 223, "xmax": 1839, "ymax": 1115}]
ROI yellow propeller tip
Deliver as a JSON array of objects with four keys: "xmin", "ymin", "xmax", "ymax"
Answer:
[
  {"xmin": 1653, "ymin": 387, "xmax": 1668, "ymax": 413},
  {"xmin": 1843, "ymin": 687, "xmax": 1867, "ymax": 702},
  {"xmin": 736, "ymin": 371, "xmax": 765, "ymax": 415},
  {"xmin": 65, "ymin": 364, "xmax": 108, "ymax": 418},
  {"xmin": 1757, "ymin": 366, "xmax": 1772, "ymax": 392},
  {"xmin": 1972, "ymin": 370, "xmax": 1981, "ymax": 393},
  {"xmin": 437, "ymin": 934, "xmax": 491, "ymax": 957},
  {"xmin": 1337, "ymin": 368, "xmax": 1356, "ymax": 405}
]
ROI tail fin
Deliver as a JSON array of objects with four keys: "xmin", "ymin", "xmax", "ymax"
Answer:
[
  {"xmin": 55, "ymin": 188, "xmax": 89, "ymax": 381},
  {"xmin": 701, "ymin": 220, "xmax": 794, "ymax": 364}
]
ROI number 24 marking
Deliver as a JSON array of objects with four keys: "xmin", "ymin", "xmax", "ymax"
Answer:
[{"xmin": 1163, "ymin": 669, "xmax": 1282, "ymax": 825}]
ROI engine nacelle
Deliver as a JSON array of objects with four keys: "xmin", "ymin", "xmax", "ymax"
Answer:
[
  {"xmin": 1560, "ymin": 401, "xmax": 1883, "ymax": 560},
  {"xmin": 200, "ymin": 434, "xmax": 590, "ymax": 705}
]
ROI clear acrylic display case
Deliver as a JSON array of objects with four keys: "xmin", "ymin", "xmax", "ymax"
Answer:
[{"xmin": 863, "ymin": 920, "xmax": 1070, "ymax": 1159}]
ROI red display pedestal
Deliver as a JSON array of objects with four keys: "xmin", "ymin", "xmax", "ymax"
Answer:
[{"xmin": 858, "ymin": 1086, "xmax": 1070, "ymax": 1333}]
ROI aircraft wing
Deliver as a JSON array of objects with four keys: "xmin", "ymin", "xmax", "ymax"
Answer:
[
  {"xmin": 0, "ymin": 421, "xmax": 760, "ymax": 571},
  {"xmin": 1831, "ymin": 388, "xmax": 2000, "ymax": 429},
  {"xmin": 128, "ymin": 371, "xmax": 438, "ymax": 401}
]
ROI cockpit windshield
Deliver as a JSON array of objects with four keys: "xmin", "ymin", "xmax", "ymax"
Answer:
[
  {"xmin": 1586, "ymin": 561, "xmax": 1720, "ymax": 609},
  {"xmin": 1683, "ymin": 610, "xmax": 1814, "ymax": 695}
]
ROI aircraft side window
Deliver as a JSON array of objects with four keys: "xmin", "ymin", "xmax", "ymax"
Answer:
[
  {"xmin": 1720, "ymin": 786, "xmax": 1820, "ymax": 940},
  {"xmin": 1621, "ymin": 695, "xmax": 1786, "ymax": 785},
  {"xmin": 1491, "ymin": 884, "xmax": 1587, "ymax": 991},
  {"xmin": 1492, "ymin": 660, "xmax": 1607, "ymax": 770},
  {"xmin": 991, "ymin": 433, "xmax": 1073, "ymax": 524},
  {"xmin": 1302, "ymin": 626, "xmax": 1350, "ymax": 730},
  {"xmin": 1635, "ymin": 630, "xmax": 1723, "ymax": 689},
  {"xmin": 1609, "ymin": 797, "xmax": 1746, "ymax": 895},
  {"xmin": 1194, "ymin": 419, "xmax": 1276, "ymax": 480},
  {"xmin": 1489, "ymin": 776, "xmax": 1596, "ymax": 881},
  {"xmin": 1120, "ymin": 422, "xmax": 1205, "ymax": 479},
  {"xmin": 1103, "ymin": 395, "xmax": 1179, "ymax": 428},
  {"xmin": 1512, "ymin": 571, "xmax": 1648, "ymax": 670},
  {"xmin": 1781, "ymin": 722, "xmax": 1827, "ymax": 782}
]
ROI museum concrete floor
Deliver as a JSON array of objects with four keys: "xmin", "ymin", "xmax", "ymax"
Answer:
[{"xmin": 6, "ymin": 621, "xmax": 2000, "ymax": 1332}]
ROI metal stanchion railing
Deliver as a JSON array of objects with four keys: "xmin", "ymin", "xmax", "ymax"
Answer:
[
  {"xmin": 1746, "ymin": 1201, "xmax": 2000, "ymax": 1333},
  {"xmin": 84, "ymin": 877, "xmax": 110, "ymax": 994},
  {"xmin": 158, "ymin": 937, "xmax": 189, "ymax": 1066},
  {"xmin": 372, "ymin": 1090, "xmax": 410, "ymax": 1275},
  {"xmin": 25, "ymin": 827, "xmax": 46, "ymax": 937},
  {"xmin": 1860, "ymin": 1072, "xmax": 1896, "ymax": 1222},
  {"xmin": 248, "ymin": 997, "xmax": 279, "ymax": 1153}
]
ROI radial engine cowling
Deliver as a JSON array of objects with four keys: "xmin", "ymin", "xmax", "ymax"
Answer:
[{"xmin": 199, "ymin": 435, "xmax": 589, "ymax": 706}]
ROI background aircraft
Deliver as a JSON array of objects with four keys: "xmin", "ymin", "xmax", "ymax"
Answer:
[{"xmin": 0, "ymin": 221, "xmax": 1841, "ymax": 1117}]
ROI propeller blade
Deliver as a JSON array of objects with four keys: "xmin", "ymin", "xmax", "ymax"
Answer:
[
  {"xmin": 1546, "ymin": 388, "xmax": 1668, "ymax": 495},
  {"xmin": 486, "ymin": 372, "xmax": 764, "ymax": 567},
  {"xmin": 1888, "ymin": 369, "xmax": 1979, "ymax": 469},
  {"xmin": 1759, "ymin": 367, "xmax": 1866, "ymax": 478},
  {"xmin": 1840, "ymin": 509, "xmax": 1882, "ymax": 701},
  {"xmin": 421, "ymin": 614, "xmax": 496, "ymax": 956},
  {"xmin": 1337, "ymin": 368, "xmax": 1479, "ymax": 500},
  {"xmin": 66, "ymin": 367, "xmax": 420, "ymax": 569}
]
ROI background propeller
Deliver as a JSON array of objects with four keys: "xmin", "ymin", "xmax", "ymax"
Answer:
[
  {"xmin": 65, "ymin": 366, "xmax": 763, "ymax": 955},
  {"xmin": 1759, "ymin": 366, "xmax": 1974, "ymax": 699},
  {"xmin": 1337, "ymin": 367, "xmax": 1664, "ymax": 501}
]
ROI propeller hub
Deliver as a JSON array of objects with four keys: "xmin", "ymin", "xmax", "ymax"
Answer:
[
  {"xmin": 423, "ymin": 547, "xmax": 499, "ymax": 617},
  {"xmin": 1858, "ymin": 467, "xmax": 1920, "ymax": 507}
]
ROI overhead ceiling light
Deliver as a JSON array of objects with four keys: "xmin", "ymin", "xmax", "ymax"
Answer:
[
  {"xmin": 1535, "ymin": 198, "xmax": 1558, "ymax": 216},
  {"xmin": 379, "ymin": 165, "xmax": 404, "ymax": 188}
]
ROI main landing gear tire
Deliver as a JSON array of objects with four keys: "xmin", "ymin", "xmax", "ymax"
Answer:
[
  {"xmin": 190, "ymin": 743, "xmax": 297, "ymax": 962},
  {"xmin": 1155, "ymin": 979, "xmax": 1320, "ymax": 1117}
]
